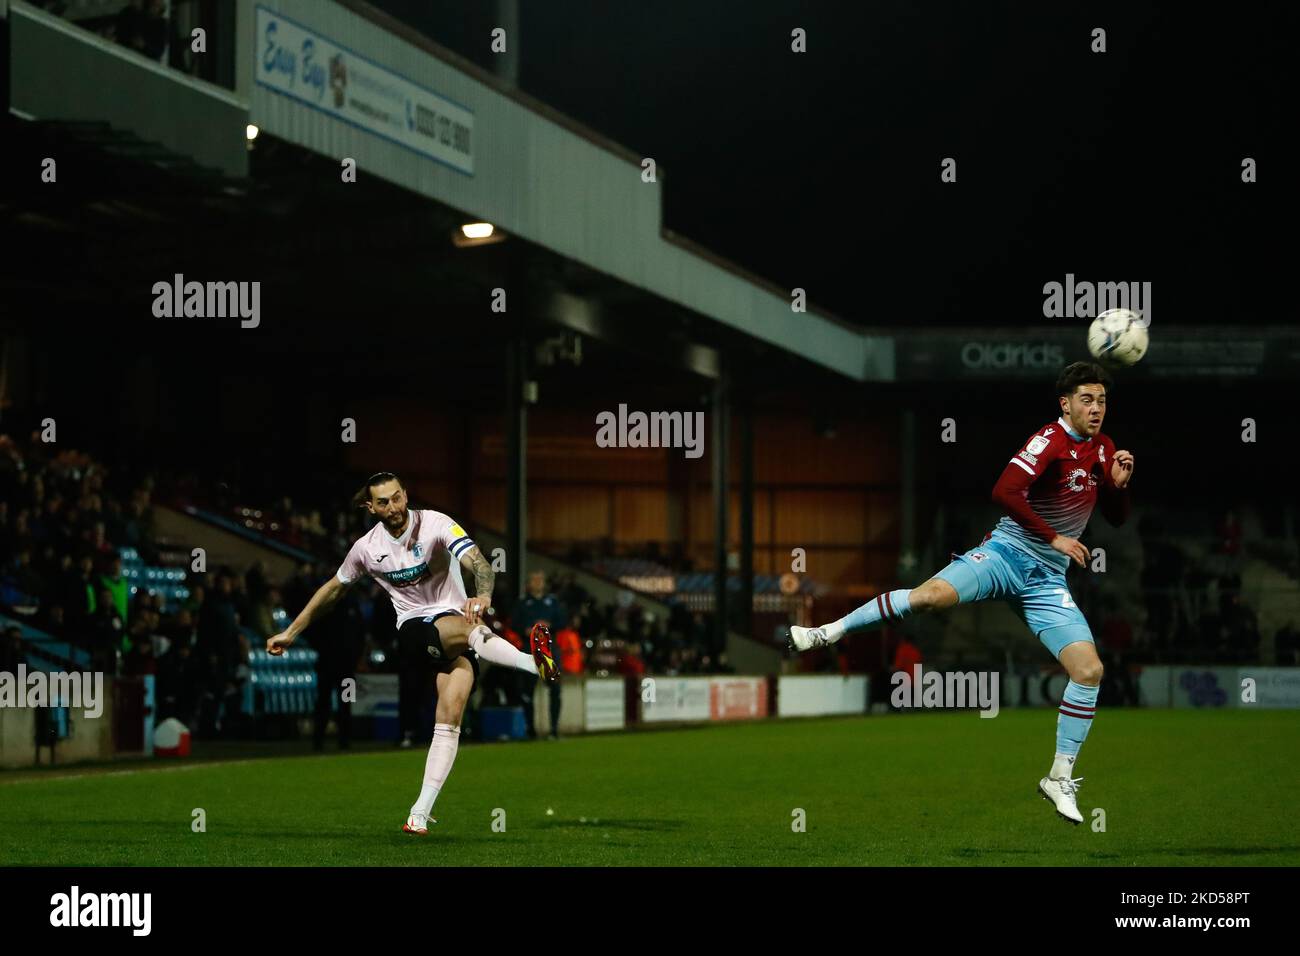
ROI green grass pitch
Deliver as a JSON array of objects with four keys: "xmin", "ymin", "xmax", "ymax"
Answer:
[{"xmin": 2, "ymin": 710, "xmax": 1297, "ymax": 866}]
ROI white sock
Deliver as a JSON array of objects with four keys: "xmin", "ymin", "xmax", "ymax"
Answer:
[
  {"xmin": 468, "ymin": 624, "xmax": 538, "ymax": 675},
  {"xmin": 412, "ymin": 785, "xmax": 438, "ymax": 817},
  {"xmin": 1050, "ymin": 752, "xmax": 1076, "ymax": 780},
  {"xmin": 412, "ymin": 723, "xmax": 461, "ymax": 817}
]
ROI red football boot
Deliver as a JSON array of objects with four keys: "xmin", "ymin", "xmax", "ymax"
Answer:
[{"xmin": 529, "ymin": 623, "xmax": 559, "ymax": 682}]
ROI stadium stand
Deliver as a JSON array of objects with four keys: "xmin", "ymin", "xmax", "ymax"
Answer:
[{"xmin": 4, "ymin": 428, "xmax": 1297, "ymax": 744}]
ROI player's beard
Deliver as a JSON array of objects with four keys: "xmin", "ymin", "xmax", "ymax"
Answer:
[{"xmin": 386, "ymin": 506, "xmax": 409, "ymax": 533}]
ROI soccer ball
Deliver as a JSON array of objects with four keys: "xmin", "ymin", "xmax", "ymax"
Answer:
[{"xmin": 1087, "ymin": 308, "xmax": 1149, "ymax": 365}]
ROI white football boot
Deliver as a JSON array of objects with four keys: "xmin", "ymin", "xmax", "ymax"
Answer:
[
  {"xmin": 786, "ymin": 625, "xmax": 831, "ymax": 652},
  {"xmin": 1038, "ymin": 775, "xmax": 1084, "ymax": 825},
  {"xmin": 402, "ymin": 812, "xmax": 435, "ymax": 835}
]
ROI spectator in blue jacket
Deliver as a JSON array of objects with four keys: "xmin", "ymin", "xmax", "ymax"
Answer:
[{"xmin": 513, "ymin": 570, "xmax": 567, "ymax": 739}]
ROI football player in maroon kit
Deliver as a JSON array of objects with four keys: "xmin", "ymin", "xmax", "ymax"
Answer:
[{"xmin": 789, "ymin": 362, "xmax": 1134, "ymax": 824}]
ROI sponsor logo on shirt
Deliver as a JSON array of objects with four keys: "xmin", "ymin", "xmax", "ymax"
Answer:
[
  {"xmin": 383, "ymin": 562, "xmax": 430, "ymax": 586},
  {"xmin": 1018, "ymin": 451, "xmax": 1039, "ymax": 466}
]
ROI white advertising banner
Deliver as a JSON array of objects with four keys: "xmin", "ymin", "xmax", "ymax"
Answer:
[
  {"xmin": 352, "ymin": 673, "xmax": 399, "ymax": 718},
  {"xmin": 1130, "ymin": 666, "xmax": 1300, "ymax": 709},
  {"xmin": 1239, "ymin": 667, "xmax": 1300, "ymax": 708},
  {"xmin": 1170, "ymin": 667, "xmax": 1237, "ymax": 708},
  {"xmin": 255, "ymin": 5, "xmax": 475, "ymax": 175},
  {"xmin": 640, "ymin": 677, "xmax": 711, "ymax": 723},
  {"xmin": 1136, "ymin": 666, "xmax": 1173, "ymax": 708},
  {"xmin": 583, "ymin": 678, "xmax": 626, "ymax": 732},
  {"xmin": 777, "ymin": 675, "xmax": 869, "ymax": 717}
]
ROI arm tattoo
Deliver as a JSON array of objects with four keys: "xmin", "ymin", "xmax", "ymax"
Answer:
[{"xmin": 464, "ymin": 546, "xmax": 495, "ymax": 600}]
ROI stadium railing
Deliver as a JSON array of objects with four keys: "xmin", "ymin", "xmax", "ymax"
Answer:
[{"xmin": 0, "ymin": 614, "xmax": 94, "ymax": 672}]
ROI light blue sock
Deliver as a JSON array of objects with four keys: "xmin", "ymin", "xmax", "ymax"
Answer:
[
  {"xmin": 832, "ymin": 588, "xmax": 913, "ymax": 637},
  {"xmin": 1054, "ymin": 680, "xmax": 1099, "ymax": 766}
]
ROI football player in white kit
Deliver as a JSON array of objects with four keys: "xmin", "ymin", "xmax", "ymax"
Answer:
[{"xmin": 267, "ymin": 472, "xmax": 558, "ymax": 834}]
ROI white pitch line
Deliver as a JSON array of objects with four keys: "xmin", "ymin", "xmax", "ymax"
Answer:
[
  {"xmin": 0, "ymin": 749, "xmax": 394, "ymax": 786},
  {"xmin": 0, "ymin": 759, "xmax": 258, "ymax": 786}
]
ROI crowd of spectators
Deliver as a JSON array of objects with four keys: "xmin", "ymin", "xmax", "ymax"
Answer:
[
  {"xmin": 0, "ymin": 435, "xmax": 264, "ymax": 734},
  {"xmin": 0, "ymin": 435, "xmax": 155, "ymax": 669},
  {"xmin": 1134, "ymin": 511, "xmax": 1270, "ymax": 664},
  {"xmin": 1, "ymin": 434, "xmax": 731, "ymax": 744}
]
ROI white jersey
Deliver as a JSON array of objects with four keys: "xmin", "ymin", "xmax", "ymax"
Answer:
[{"xmin": 336, "ymin": 509, "xmax": 477, "ymax": 626}]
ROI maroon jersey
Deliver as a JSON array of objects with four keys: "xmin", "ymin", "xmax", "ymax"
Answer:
[{"xmin": 986, "ymin": 416, "xmax": 1130, "ymax": 571}]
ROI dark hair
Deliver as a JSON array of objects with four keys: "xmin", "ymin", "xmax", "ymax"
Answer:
[
  {"xmin": 352, "ymin": 471, "xmax": 403, "ymax": 508},
  {"xmin": 1056, "ymin": 361, "xmax": 1112, "ymax": 399}
]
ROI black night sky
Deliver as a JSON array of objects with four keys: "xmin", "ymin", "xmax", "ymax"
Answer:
[{"xmin": 372, "ymin": 0, "xmax": 1290, "ymax": 328}]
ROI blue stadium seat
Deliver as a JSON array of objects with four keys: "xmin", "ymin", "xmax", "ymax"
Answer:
[{"xmin": 244, "ymin": 645, "xmax": 319, "ymax": 718}]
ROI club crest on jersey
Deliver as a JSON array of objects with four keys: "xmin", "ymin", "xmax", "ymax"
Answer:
[
  {"xmin": 412, "ymin": 542, "xmax": 423, "ymax": 558},
  {"xmin": 1099, "ymin": 445, "xmax": 1105, "ymax": 462},
  {"xmin": 1065, "ymin": 467, "xmax": 1095, "ymax": 492},
  {"xmin": 970, "ymin": 551, "xmax": 987, "ymax": 563}
]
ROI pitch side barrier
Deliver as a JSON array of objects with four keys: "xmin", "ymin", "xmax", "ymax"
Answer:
[
  {"xmin": 526, "ymin": 667, "xmax": 1298, "ymax": 737},
  {"xmin": 523, "ymin": 674, "xmax": 870, "ymax": 736},
  {"xmin": 1004, "ymin": 664, "xmax": 1299, "ymax": 710}
]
